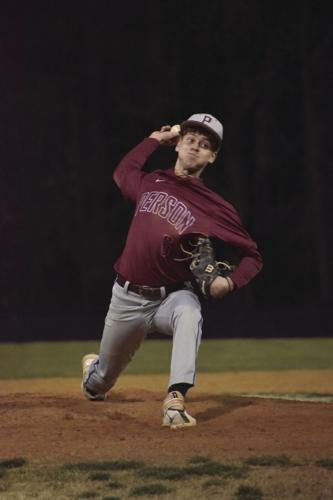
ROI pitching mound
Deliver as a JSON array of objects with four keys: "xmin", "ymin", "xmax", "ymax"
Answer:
[{"xmin": 1, "ymin": 388, "xmax": 332, "ymax": 465}]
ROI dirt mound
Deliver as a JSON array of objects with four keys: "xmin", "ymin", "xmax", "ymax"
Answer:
[{"xmin": 1, "ymin": 390, "xmax": 332, "ymax": 465}]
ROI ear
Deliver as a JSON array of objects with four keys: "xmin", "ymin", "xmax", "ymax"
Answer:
[
  {"xmin": 208, "ymin": 151, "xmax": 217, "ymax": 164},
  {"xmin": 175, "ymin": 136, "xmax": 183, "ymax": 153}
]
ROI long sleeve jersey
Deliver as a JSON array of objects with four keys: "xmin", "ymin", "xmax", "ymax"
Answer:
[{"xmin": 113, "ymin": 137, "xmax": 263, "ymax": 289}]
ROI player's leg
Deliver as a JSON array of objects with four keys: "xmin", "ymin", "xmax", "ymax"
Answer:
[
  {"xmin": 151, "ymin": 289, "xmax": 202, "ymax": 427},
  {"xmin": 82, "ymin": 282, "xmax": 150, "ymax": 399},
  {"xmin": 152, "ymin": 289, "xmax": 203, "ymax": 388}
]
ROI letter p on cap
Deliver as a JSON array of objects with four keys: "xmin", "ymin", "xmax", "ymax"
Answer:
[{"xmin": 202, "ymin": 115, "xmax": 212, "ymax": 124}]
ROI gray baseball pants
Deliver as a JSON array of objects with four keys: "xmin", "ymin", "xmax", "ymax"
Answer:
[{"xmin": 84, "ymin": 281, "xmax": 203, "ymax": 396}]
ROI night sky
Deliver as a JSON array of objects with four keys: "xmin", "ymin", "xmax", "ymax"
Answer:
[{"xmin": 1, "ymin": 2, "xmax": 332, "ymax": 339}]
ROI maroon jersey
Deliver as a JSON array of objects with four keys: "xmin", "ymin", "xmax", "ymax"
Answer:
[{"xmin": 113, "ymin": 138, "xmax": 263, "ymax": 289}]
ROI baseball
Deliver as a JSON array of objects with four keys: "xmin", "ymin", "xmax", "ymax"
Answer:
[{"xmin": 171, "ymin": 124, "xmax": 181, "ymax": 134}]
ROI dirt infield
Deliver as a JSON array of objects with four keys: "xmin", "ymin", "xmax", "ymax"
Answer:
[{"xmin": 1, "ymin": 373, "xmax": 333, "ymax": 466}]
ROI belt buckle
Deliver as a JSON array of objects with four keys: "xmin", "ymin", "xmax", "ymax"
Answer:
[{"xmin": 138, "ymin": 285, "xmax": 160, "ymax": 300}]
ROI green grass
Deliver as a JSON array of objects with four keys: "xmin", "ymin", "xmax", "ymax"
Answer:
[
  {"xmin": 0, "ymin": 458, "xmax": 27, "ymax": 469},
  {"xmin": 0, "ymin": 338, "xmax": 332, "ymax": 378},
  {"xmin": 62, "ymin": 460, "xmax": 144, "ymax": 472},
  {"xmin": 244, "ymin": 455, "xmax": 293, "ymax": 467},
  {"xmin": 236, "ymin": 484, "xmax": 264, "ymax": 500},
  {"xmin": 202, "ymin": 478, "xmax": 224, "ymax": 488},
  {"xmin": 188, "ymin": 456, "xmax": 214, "ymax": 465},
  {"xmin": 129, "ymin": 483, "xmax": 172, "ymax": 496},
  {"xmin": 198, "ymin": 338, "xmax": 333, "ymax": 372},
  {"xmin": 88, "ymin": 472, "xmax": 111, "ymax": 481},
  {"xmin": 1, "ymin": 456, "xmax": 333, "ymax": 499},
  {"xmin": 316, "ymin": 459, "xmax": 333, "ymax": 469},
  {"xmin": 139, "ymin": 460, "xmax": 248, "ymax": 481},
  {"xmin": 106, "ymin": 480, "xmax": 123, "ymax": 489},
  {"xmin": 140, "ymin": 466, "xmax": 188, "ymax": 481},
  {"xmin": 77, "ymin": 492, "xmax": 99, "ymax": 499}
]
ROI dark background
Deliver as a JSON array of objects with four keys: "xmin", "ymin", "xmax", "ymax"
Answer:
[{"xmin": 1, "ymin": 1, "xmax": 332, "ymax": 340}]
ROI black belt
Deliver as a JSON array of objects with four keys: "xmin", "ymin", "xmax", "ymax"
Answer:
[{"xmin": 116, "ymin": 274, "xmax": 185, "ymax": 300}]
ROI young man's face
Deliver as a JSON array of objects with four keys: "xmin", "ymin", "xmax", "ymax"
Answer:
[{"xmin": 175, "ymin": 130, "xmax": 217, "ymax": 173}]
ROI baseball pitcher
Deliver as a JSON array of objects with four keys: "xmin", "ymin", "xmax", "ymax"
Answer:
[{"xmin": 82, "ymin": 113, "xmax": 263, "ymax": 429}]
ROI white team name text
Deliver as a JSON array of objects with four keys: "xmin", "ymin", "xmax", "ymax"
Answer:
[{"xmin": 135, "ymin": 191, "xmax": 195, "ymax": 234}]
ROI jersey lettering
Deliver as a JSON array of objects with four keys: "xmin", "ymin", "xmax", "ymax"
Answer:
[
  {"xmin": 135, "ymin": 191, "xmax": 150, "ymax": 215},
  {"xmin": 168, "ymin": 202, "xmax": 186, "ymax": 224},
  {"xmin": 151, "ymin": 192, "xmax": 168, "ymax": 214},
  {"xmin": 142, "ymin": 191, "xmax": 160, "ymax": 212},
  {"xmin": 158, "ymin": 195, "xmax": 177, "ymax": 218},
  {"xmin": 137, "ymin": 191, "xmax": 195, "ymax": 234},
  {"xmin": 175, "ymin": 211, "xmax": 195, "ymax": 233}
]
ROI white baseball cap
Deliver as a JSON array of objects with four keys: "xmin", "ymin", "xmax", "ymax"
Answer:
[{"xmin": 180, "ymin": 113, "xmax": 223, "ymax": 150}]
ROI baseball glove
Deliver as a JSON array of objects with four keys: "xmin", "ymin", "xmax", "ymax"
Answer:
[{"xmin": 176, "ymin": 235, "xmax": 235, "ymax": 298}]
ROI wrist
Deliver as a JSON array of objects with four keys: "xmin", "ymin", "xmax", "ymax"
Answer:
[
  {"xmin": 225, "ymin": 276, "xmax": 234, "ymax": 293},
  {"xmin": 210, "ymin": 276, "xmax": 233, "ymax": 299},
  {"xmin": 149, "ymin": 131, "xmax": 163, "ymax": 142}
]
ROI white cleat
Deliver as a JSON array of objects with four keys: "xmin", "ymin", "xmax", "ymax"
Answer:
[
  {"xmin": 162, "ymin": 391, "xmax": 197, "ymax": 429},
  {"xmin": 81, "ymin": 353, "xmax": 106, "ymax": 401}
]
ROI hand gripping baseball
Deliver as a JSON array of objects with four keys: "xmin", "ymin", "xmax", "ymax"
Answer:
[
  {"xmin": 180, "ymin": 236, "xmax": 234, "ymax": 298},
  {"xmin": 149, "ymin": 124, "xmax": 180, "ymax": 145}
]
